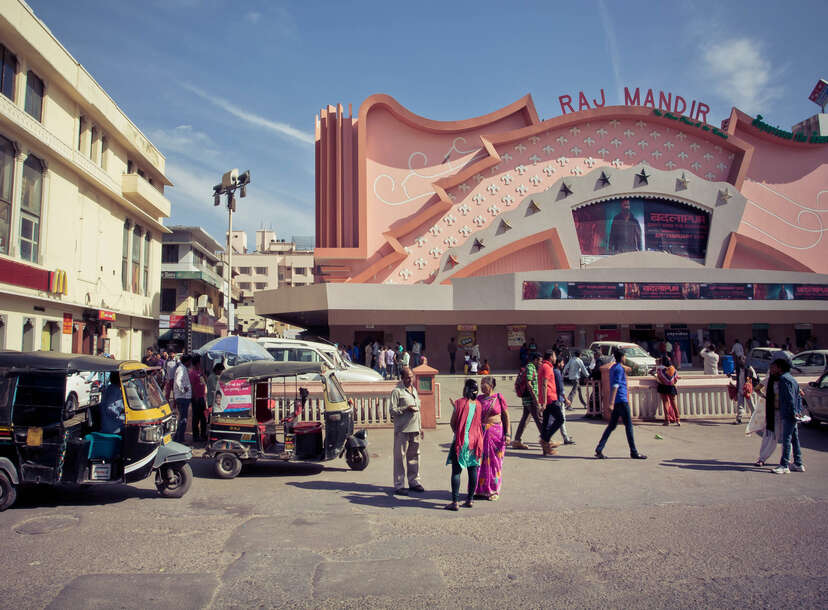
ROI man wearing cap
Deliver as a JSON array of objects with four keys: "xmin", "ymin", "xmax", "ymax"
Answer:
[{"xmin": 768, "ymin": 352, "xmax": 806, "ymax": 474}]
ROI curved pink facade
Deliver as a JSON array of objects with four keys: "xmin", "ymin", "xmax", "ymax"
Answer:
[{"xmin": 315, "ymin": 96, "xmax": 827, "ymax": 283}]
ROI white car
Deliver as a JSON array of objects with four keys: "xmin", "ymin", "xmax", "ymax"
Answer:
[
  {"xmin": 257, "ymin": 337, "xmax": 384, "ymax": 382},
  {"xmin": 791, "ymin": 350, "xmax": 828, "ymax": 376},
  {"xmin": 588, "ymin": 341, "xmax": 657, "ymax": 371},
  {"xmin": 64, "ymin": 371, "xmax": 101, "ymax": 413}
]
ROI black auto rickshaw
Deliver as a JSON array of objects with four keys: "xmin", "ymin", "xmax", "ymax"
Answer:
[
  {"xmin": 0, "ymin": 351, "xmax": 193, "ymax": 510},
  {"xmin": 205, "ymin": 361, "xmax": 368, "ymax": 478}
]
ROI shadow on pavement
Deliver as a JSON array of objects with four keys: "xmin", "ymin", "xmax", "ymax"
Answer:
[
  {"xmin": 660, "ymin": 458, "xmax": 767, "ymax": 472},
  {"xmin": 191, "ymin": 456, "xmax": 325, "ymax": 479},
  {"xmin": 12, "ymin": 483, "xmax": 159, "ymax": 510},
  {"xmin": 799, "ymin": 424, "xmax": 828, "ymax": 452},
  {"xmin": 286, "ymin": 480, "xmax": 448, "ymax": 509}
]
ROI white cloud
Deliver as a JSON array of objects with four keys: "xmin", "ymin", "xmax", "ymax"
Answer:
[
  {"xmin": 598, "ymin": 0, "xmax": 623, "ymax": 105},
  {"xmin": 147, "ymin": 125, "xmax": 219, "ymax": 161},
  {"xmin": 245, "ymin": 11, "xmax": 261, "ymax": 24},
  {"xmin": 182, "ymin": 83, "xmax": 314, "ymax": 145},
  {"xmin": 701, "ymin": 38, "xmax": 782, "ymax": 114}
]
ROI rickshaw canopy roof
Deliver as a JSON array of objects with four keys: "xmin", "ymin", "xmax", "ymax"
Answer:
[
  {"xmin": 219, "ymin": 360, "xmax": 324, "ymax": 383},
  {"xmin": 0, "ymin": 350, "xmax": 138, "ymax": 373}
]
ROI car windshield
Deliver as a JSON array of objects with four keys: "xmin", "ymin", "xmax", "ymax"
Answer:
[
  {"xmin": 622, "ymin": 346, "xmax": 650, "ymax": 358},
  {"xmin": 122, "ymin": 374, "xmax": 165, "ymax": 410}
]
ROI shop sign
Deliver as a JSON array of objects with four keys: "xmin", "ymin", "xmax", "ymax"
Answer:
[
  {"xmin": 457, "ymin": 325, "xmax": 477, "ymax": 331},
  {"xmin": 98, "ymin": 310, "xmax": 116, "ymax": 321},
  {"xmin": 62, "ymin": 313, "xmax": 73, "ymax": 334},
  {"xmin": 506, "ymin": 325, "xmax": 526, "ymax": 350},
  {"xmin": 753, "ymin": 114, "xmax": 828, "ymax": 144},
  {"xmin": 808, "ymin": 79, "xmax": 828, "ymax": 108},
  {"xmin": 558, "ymin": 86, "xmax": 711, "ymax": 123}
]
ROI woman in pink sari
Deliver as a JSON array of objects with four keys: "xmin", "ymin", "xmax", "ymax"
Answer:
[{"xmin": 475, "ymin": 376, "xmax": 510, "ymax": 501}]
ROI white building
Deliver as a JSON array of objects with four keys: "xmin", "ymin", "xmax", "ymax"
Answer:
[
  {"xmin": 230, "ymin": 229, "xmax": 314, "ymax": 336},
  {"xmin": 0, "ymin": 1, "xmax": 172, "ymax": 357}
]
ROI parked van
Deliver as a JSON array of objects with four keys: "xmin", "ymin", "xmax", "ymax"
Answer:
[{"xmin": 257, "ymin": 337, "xmax": 384, "ymax": 382}]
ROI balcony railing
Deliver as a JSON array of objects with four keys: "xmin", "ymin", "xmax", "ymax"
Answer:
[{"xmin": 122, "ymin": 173, "xmax": 171, "ymax": 218}]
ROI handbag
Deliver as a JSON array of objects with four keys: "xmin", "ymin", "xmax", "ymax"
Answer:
[
  {"xmin": 742, "ymin": 379, "xmax": 753, "ymax": 398},
  {"xmin": 727, "ymin": 383, "xmax": 738, "ymax": 401}
]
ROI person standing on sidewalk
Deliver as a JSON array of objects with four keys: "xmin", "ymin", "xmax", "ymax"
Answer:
[
  {"xmin": 389, "ymin": 366, "xmax": 425, "ymax": 495},
  {"xmin": 538, "ymin": 350, "xmax": 561, "ymax": 456},
  {"xmin": 189, "ymin": 354, "xmax": 208, "ymax": 443},
  {"xmin": 172, "ymin": 354, "xmax": 192, "ymax": 444},
  {"xmin": 595, "ymin": 349, "xmax": 647, "ymax": 460},
  {"xmin": 700, "ymin": 343, "xmax": 719, "ymax": 375},
  {"xmin": 445, "ymin": 379, "xmax": 483, "ymax": 511},
  {"xmin": 563, "ymin": 352, "xmax": 589, "ymax": 408},
  {"xmin": 512, "ymin": 353, "xmax": 543, "ymax": 450},
  {"xmin": 448, "ymin": 337, "xmax": 458, "ymax": 375}
]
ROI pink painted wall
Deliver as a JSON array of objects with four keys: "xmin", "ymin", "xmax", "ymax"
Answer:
[{"xmin": 465, "ymin": 240, "xmax": 559, "ymax": 277}]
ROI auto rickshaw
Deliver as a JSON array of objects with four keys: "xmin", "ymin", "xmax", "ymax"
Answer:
[
  {"xmin": 205, "ymin": 361, "xmax": 368, "ymax": 478},
  {"xmin": 0, "ymin": 351, "xmax": 192, "ymax": 510}
]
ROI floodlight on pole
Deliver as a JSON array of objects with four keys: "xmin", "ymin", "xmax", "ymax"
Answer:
[{"xmin": 212, "ymin": 168, "xmax": 251, "ymax": 335}]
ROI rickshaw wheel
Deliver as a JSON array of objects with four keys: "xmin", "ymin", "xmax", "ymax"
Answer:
[
  {"xmin": 214, "ymin": 453, "xmax": 242, "ymax": 479},
  {"xmin": 0, "ymin": 471, "xmax": 17, "ymax": 511},
  {"xmin": 346, "ymin": 447, "xmax": 370, "ymax": 471},
  {"xmin": 156, "ymin": 463, "xmax": 193, "ymax": 498}
]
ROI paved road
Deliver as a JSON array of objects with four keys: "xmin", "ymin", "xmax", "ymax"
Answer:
[{"xmin": 1, "ymin": 413, "xmax": 827, "ymax": 608}]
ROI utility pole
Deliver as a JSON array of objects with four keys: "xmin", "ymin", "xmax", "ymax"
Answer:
[{"xmin": 213, "ymin": 169, "xmax": 250, "ymax": 336}]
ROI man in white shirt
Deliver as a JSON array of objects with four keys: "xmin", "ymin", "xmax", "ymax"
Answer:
[
  {"xmin": 389, "ymin": 367, "xmax": 424, "ymax": 495},
  {"xmin": 700, "ymin": 344, "xmax": 720, "ymax": 375},
  {"xmin": 731, "ymin": 339, "xmax": 745, "ymax": 359},
  {"xmin": 172, "ymin": 354, "xmax": 192, "ymax": 443},
  {"xmin": 563, "ymin": 354, "xmax": 589, "ymax": 407}
]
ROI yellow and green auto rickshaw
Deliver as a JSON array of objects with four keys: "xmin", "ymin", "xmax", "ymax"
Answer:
[
  {"xmin": 0, "ymin": 351, "xmax": 192, "ymax": 510},
  {"xmin": 205, "ymin": 361, "xmax": 368, "ymax": 478}
]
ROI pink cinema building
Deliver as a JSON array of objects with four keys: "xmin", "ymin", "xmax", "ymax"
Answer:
[{"xmin": 256, "ymin": 91, "xmax": 828, "ymax": 371}]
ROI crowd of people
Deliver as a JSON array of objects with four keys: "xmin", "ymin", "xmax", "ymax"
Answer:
[{"xmin": 388, "ymin": 344, "xmax": 810, "ymax": 508}]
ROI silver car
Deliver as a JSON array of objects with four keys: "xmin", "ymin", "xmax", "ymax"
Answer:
[
  {"xmin": 802, "ymin": 371, "xmax": 828, "ymax": 425},
  {"xmin": 791, "ymin": 350, "xmax": 828, "ymax": 376}
]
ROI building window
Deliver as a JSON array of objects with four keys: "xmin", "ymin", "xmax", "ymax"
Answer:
[
  {"xmin": 77, "ymin": 117, "xmax": 84, "ymax": 151},
  {"xmin": 100, "ymin": 136, "xmax": 108, "ymax": 170},
  {"xmin": 160, "ymin": 288, "xmax": 176, "ymax": 312},
  {"xmin": 132, "ymin": 226, "xmax": 141, "ymax": 293},
  {"xmin": 254, "ymin": 282, "xmax": 266, "ymax": 290},
  {"xmin": 24, "ymin": 71, "xmax": 44, "ymax": 122},
  {"xmin": 239, "ymin": 266, "xmax": 251, "ymax": 275},
  {"xmin": 0, "ymin": 134, "xmax": 13, "ymax": 255},
  {"xmin": 255, "ymin": 266, "xmax": 267, "ymax": 275},
  {"xmin": 295, "ymin": 267, "xmax": 306, "ymax": 276},
  {"xmin": 239, "ymin": 282, "xmax": 251, "ymax": 290},
  {"xmin": 0, "ymin": 44, "xmax": 16, "ymax": 101},
  {"xmin": 143, "ymin": 232, "xmax": 150, "ymax": 296},
  {"xmin": 19, "ymin": 154, "xmax": 43, "ymax": 262},
  {"xmin": 122, "ymin": 220, "xmax": 130, "ymax": 290},
  {"xmin": 161, "ymin": 244, "xmax": 178, "ymax": 263}
]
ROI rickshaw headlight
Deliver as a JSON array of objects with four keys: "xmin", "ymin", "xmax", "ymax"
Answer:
[{"xmin": 140, "ymin": 424, "xmax": 162, "ymax": 443}]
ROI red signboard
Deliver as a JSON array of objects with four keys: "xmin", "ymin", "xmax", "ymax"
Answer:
[
  {"xmin": 62, "ymin": 313, "xmax": 73, "ymax": 334},
  {"xmin": 808, "ymin": 79, "xmax": 828, "ymax": 107},
  {"xmin": 98, "ymin": 310, "xmax": 116, "ymax": 321},
  {"xmin": 0, "ymin": 258, "xmax": 50, "ymax": 292}
]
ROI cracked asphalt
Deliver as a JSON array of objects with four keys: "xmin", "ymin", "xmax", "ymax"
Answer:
[{"xmin": 1, "ymin": 412, "xmax": 827, "ymax": 608}]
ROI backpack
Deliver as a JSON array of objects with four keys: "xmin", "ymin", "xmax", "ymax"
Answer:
[{"xmin": 514, "ymin": 366, "xmax": 529, "ymax": 398}]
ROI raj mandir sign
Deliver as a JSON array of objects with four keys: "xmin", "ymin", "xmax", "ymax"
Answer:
[{"xmin": 558, "ymin": 87, "xmax": 711, "ymax": 123}]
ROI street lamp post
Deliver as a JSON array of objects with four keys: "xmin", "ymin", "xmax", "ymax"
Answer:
[{"xmin": 214, "ymin": 168, "xmax": 250, "ymax": 336}]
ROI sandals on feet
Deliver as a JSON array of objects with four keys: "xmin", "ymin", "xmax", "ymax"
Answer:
[{"xmin": 444, "ymin": 502, "xmax": 459, "ymax": 511}]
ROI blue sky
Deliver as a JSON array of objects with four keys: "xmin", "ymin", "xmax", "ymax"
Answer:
[{"xmin": 27, "ymin": 0, "xmax": 827, "ymax": 249}]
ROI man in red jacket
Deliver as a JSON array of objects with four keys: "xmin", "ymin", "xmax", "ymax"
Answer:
[{"xmin": 538, "ymin": 350, "xmax": 560, "ymax": 456}]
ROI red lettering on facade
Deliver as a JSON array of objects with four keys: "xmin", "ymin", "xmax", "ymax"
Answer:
[
  {"xmin": 559, "ymin": 94, "xmax": 574, "ymax": 114},
  {"xmin": 592, "ymin": 89, "xmax": 606, "ymax": 108},
  {"xmin": 624, "ymin": 87, "xmax": 640, "ymax": 106},
  {"xmin": 643, "ymin": 88, "xmax": 655, "ymax": 107},
  {"xmin": 578, "ymin": 91, "xmax": 590, "ymax": 111},
  {"xmin": 658, "ymin": 91, "xmax": 672, "ymax": 112},
  {"xmin": 673, "ymin": 96, "xmax": 687, "ymax": 114},
  {"xmin": 696, "ymin": 102, "xmax": 710, "ymax": 123}
]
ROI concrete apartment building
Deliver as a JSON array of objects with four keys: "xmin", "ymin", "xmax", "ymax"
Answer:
[
  {"xmin": 160, "ymin": 226, "xmax": 228, "ymax": 352},
  {"xmin": 0, "ymin": 1, "xmax": 172, "ymax": 357},
  {"xmin": 230, "ymin": 229, "xmax": 313, "ymax": 336}
]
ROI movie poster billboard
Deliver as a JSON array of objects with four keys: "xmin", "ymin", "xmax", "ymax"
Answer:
[
  {"xmin": 573, "ymin": 197, "xmax": 709, "ymax": 261},
  {"xmin": 522, "ymin": 281, "xmax": 828, "ymax": 301}
]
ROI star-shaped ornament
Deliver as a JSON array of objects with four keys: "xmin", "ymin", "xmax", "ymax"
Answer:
[
  {"xmin": 559, "ymin": 182, "xmax": 574, "ymax": 197},
  {"xmin": 676, "ymin": 172, "xmax": 689, "ymax": 190},
  {"xmin": 473, "ymin": 238, "xmax": 486, "ymax": 251},
  {"xmin": 718, "ymin": 188, "xmax": 733, "ymax": 204},
  {"xmin": 598, "ymin": 171, "xmax": 611, "ymax": 187},
  {"xmin": 636, "ymin": 168, "xmax": 650, "ymax": 185}
]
